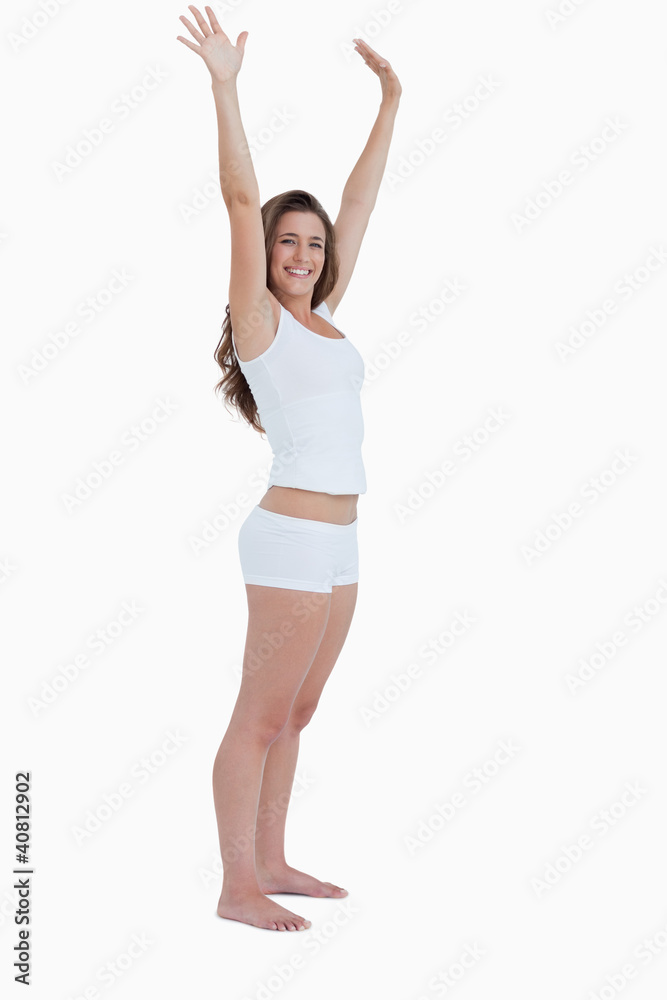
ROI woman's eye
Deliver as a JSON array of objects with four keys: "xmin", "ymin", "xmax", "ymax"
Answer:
[{"xmin": 281, "ymin": 240, "xmax": 322, "ymax": 248}]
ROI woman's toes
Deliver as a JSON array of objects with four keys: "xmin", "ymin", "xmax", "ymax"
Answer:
[{"xmin": 326, "ymin": 882, "xmax": 347, "ymax": 895}]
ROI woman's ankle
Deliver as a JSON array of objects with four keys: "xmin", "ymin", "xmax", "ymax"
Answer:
[
  {"xmin": 219, "ymin": 878, "xmax": 263, "ymax": 899},
  {"xmin": 255, "ymin": 856, "xmax": 287, "ymax": 873}
]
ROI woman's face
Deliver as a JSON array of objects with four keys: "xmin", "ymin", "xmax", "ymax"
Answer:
[{"xmin": 269, "ymin": 211, "xmax": 326, "ymax": 298}]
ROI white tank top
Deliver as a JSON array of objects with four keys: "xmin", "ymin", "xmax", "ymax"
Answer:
[{"xmin": 231, "ymin": 299, "xmax": 367, "ymax": 495}]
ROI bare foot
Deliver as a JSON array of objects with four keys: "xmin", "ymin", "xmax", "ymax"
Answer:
[
  {"xmin": 217, "ymin": 889, "xmax": 311, "ymax": 931},
  {"xmin": 257, "ymin": 865, "xmax": 348, "ymax": 898}
]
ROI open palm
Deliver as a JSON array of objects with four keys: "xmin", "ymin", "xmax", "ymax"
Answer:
[{"xmin": 177, "ymin": 5, "xmax": 247, "ymax": 83}]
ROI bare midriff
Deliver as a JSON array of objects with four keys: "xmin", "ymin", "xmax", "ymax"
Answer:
[{"xmin": 258, "ymin": 486, "xmax": 358, "ymax": 525}]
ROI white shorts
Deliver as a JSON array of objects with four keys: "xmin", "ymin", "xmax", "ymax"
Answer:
[{"xmin": 238, "ymin": 505, "xmax": 359, "ymax": 593}]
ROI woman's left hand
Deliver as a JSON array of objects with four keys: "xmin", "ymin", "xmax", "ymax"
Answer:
[{"xmin": 352, "ymin": 38, "xmax": 402, "ymax": 103}]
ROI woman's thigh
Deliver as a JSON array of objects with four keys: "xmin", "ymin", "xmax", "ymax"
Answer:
[
  {"xmin": 289, "ymin": 582, "xmax": 358, "ymax": 726},
  {"xmin": 230, "ymin": 502, "xmax": 360, "ymax": 731},
  {"xmin": 229, "ymin": 583, "xmax": 333, "ymax": 733}
]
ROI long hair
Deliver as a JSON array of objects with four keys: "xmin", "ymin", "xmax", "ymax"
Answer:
[{"xmin": 213, "ymin": 189, "xmax": 340, "ymax": 434}]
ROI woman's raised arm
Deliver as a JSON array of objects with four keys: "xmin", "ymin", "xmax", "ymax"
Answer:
[
  {"xmin": 177, "ymin": 4, "xmax": 257, "ymax": 206},
  {"xmin": 340, "ymin": 38, "xmax": 402, "ymax": 207}
]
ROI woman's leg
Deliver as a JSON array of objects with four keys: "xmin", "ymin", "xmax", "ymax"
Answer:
[
  {"xmin": 254, "ymin": 582, "xmax": 358, "ymax": 897},
  {"xmin": 213, "ymin": 582, "xmax": 331, "ymax": 931}
]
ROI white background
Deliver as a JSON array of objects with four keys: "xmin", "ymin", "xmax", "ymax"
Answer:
[{"xmin": 2, "ymin": 0, "xmax": 667, "ymax": 997}]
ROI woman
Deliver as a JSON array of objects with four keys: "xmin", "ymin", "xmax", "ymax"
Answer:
[{"xmin": 177, "ymin": 5, "xmax": 401, "ymax": 932}]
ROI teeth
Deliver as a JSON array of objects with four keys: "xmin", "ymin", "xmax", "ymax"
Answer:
[{"xmin": 286, "ymin": 268, "xmax": 310, "ymax": 275}]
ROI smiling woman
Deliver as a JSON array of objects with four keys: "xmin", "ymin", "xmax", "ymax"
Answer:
[
  {"xmin": 213, "ymin": 191, "xmax": 345, "ymax": 424},
  {"xmin": 177, "ymin": 2, "xmax": 401, "ymax": 936}
]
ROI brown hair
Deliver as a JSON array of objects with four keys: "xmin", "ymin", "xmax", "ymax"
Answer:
[{"xmin": 213, "ymin": 189, "xmax": 340, "ymax": 434}]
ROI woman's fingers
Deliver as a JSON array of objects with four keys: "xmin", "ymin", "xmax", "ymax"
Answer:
[
  {"xmin": 188, "ymin": 4, "xmax": 212, "ymax": 37},
  {"xmin": 176, "ymin": 33, "xmax": 200, "ymax": 53},
  {"xmin": 178, "ymin": 14, "xmax": 206, "ymax": 45},
  {"xmin": 204, "ymin": 5, "xmax": 227, "ymax": 37},
  {"xmin": 177, "ymin": 6, "xmax": 231, "ymax": 52},
  {"xmin": 355, "ymin": 38, "xmax": 381, "ymax": 57},
  {"xmin": 354, "ymin": 38, "xmax": 389, "ymax": 69}
]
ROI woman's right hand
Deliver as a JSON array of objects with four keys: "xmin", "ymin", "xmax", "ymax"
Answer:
[{"xmin": 177, "ymin": 5, "xmax": 248, "ymax": 83}]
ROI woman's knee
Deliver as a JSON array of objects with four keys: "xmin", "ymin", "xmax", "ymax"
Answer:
[
  {"xmin": 242, "ymin": 712, "xmax": 293, "ymax": 745},
  {"xmin": 287, "ymin": 700, "xmax": 318, "ymax": 733},
  {"xmin": 249, "ymin": 706, "xmax": 317, "ymax": 742},
  {"xmin": 263, "ymin": 715, "xmax": 294, "ymax": 744}
]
